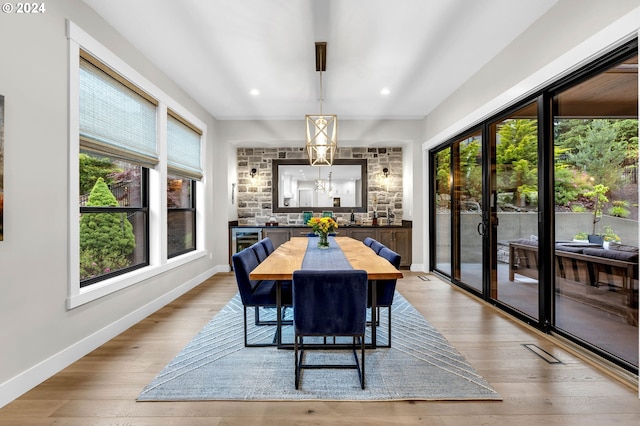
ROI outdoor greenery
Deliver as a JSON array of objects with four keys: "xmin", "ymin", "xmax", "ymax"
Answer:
[
  {"xmin": 435, "ymin": 118, "xmax": 637, "ymax": 240},
  {"xmin": 79, "ymin": 177, "xmax": 135, "ymax": 280},
  {"xmin": 79, "ymin": 152, "xmax": 121, "ymax": 194}
]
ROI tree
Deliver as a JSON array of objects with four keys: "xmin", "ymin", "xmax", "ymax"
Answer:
[
  {"xmin": 79, "ymin": 153, "xmax": 121, "ymax": 195},
  {"xmin": 496, "ymin": 119, "xmax": 538, "ymax": 205},
  {"xmin": 584, "ymin": 183, "xmax": 609, "ymax": 235},
  {"xmin": 567, "ymin": 119, "xmax": 626, "ymax": 189},
  {"xmin": 79, "ymin": 177, "xmax": 135, "ymax": 279}
]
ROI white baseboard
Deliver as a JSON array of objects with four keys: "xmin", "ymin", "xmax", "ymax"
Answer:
[
  {"xmin": 0, "ymin": 264, "xmax": 227, "ymax": 409},
  {"xmin": 410, "ymin": 263, "xmax": 426, "ymax": 272}
]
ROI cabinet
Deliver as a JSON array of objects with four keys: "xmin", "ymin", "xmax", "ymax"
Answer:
[
  {"xmin": 232, "ymin": 225, "xmax": 412, "ymax": 269},
  {"xmin": 345, "ymin": 227, "xmax": 376, "ymax": 242},
  {"xmin": 377, "ymin": 228, "xmax": 412, "ymax": 268},
  {"xmin": 262, "ymin": 228, "xmax": 292, "ymax": 249}
]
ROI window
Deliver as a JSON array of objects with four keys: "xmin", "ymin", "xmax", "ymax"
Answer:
[
  {"xmin": 68, "ymin": 21, "xmax": 207, "ymax": 307},
  {"xmin": 167, "ymin": 113, "xmax": 202, "ymax": 258},
  {"xmin": 167, "ymin": 175, "xmax": 196, "ymax": 257},
  {"xmin": 78, "ymin": 52, "xmax": 156, "ymax": 287},
  {"xmin": 80, "ymin": 152, "xmax": 149, "ymax": 285}
]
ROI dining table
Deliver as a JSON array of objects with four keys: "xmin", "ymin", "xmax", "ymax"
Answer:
[{"xmin": 249, "ymin": 236, "xmax": 404, "ymax": 349}]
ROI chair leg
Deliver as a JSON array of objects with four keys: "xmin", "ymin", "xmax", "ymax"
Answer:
[
  {"xmin": 361, "ymin": 334, "xmax": 366, "ymax": 389},
  {"xmin": 294, "ymin": 334, "xmax": 302, "ymax": 389},
  {"xmin": 387, "ymin": 306, "xmax": 392, "ymax": 347},
  {"xmin": 350, "ymin": 335, "xmax": 366, "ymax": 389}
]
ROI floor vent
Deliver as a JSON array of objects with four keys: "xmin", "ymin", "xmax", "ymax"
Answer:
[
  {"xmin": 418, "ymin": 275, "xmax": 430, "ymax": 281},
  {"xmin": 523, "ymin": 344, "xmax": 562, "ymax": 364}
]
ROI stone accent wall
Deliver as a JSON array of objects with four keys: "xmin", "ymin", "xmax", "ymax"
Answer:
[{"xmin": 236, "ymin": 147, "xmax": 403, "ymax": 226}]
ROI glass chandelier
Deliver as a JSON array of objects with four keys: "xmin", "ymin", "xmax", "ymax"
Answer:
[{"xmin": 306, "ymin": 42, "xmax": 337, "ymax": 166}]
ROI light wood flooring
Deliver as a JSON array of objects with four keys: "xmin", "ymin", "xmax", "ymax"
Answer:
[{"xmin": 1, "ymin": 272, "xmax": 639, "ymax": 425}]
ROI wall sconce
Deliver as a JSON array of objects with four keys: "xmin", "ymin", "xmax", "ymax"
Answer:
[
  {"xmin": 381, "ymin": 167, "xmax": 390, "ymax": 191},
  {"xmin": 249, "ymin": 168, "xmax": 258, "ymax": 185}
]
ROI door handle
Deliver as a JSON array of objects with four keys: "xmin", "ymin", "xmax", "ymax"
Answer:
[{"xmin": 477, "ymin": 222, "xmax": 487, "ymax": 236}]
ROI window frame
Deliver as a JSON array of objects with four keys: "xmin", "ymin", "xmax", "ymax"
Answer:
[{"xmin": 67, "ymin": 21, "xmax": 207, "ymax": 309}]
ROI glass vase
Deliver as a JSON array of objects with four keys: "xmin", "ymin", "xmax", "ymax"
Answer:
[{"xmin": 317, "ymin": 232, "xmax": 330, "ymax": 249}]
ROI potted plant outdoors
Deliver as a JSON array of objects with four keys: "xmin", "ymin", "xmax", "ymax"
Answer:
[
  {"xmin": 573, "ymin": 232, "xmax": 588, "ymax": 242},
  {"xmin": 602, "ymin": 225, "xmax": 621, "ymax": 249},
  {"xmin": 584, "ymin": 183, "xmax": 609, "ymax": 237}
]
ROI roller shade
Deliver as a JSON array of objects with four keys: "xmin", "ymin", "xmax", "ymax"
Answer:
[
  {"xmin": 167, "ymin": 113, "xmax": 203, "ymax": 180},
  {"xmin": 79, "ymin": 56, "xmax": 158, "ymax": 167}
]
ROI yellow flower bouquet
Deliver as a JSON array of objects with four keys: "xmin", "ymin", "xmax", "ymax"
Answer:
[{"xmin": 307, "ymin": 216, "xmax": 338, "ymax": 248}]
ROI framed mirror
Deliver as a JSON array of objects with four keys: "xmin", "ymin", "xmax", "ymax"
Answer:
[{"xmin": 272, "ymin": 159, "xmax": 368, "ymax": 213}]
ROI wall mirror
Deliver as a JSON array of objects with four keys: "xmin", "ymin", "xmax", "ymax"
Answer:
[{"xmin": 272, "ymin": 159, "xmax": 368, "ymax": 213}]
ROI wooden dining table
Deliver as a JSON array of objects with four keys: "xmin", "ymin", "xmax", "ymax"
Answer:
[{"xmin": 249, "ymin": 236, "xmax": 404, "ymax": 348}]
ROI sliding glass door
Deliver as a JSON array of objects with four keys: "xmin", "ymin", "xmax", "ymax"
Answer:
[
  {"xmin": 552, "ymin": 54, "xmax": 638, "ymax": 368},
  {"xmin": 429, "ymin": 40, "xmax": 637, "ymax": 371},
  {"xmin": 488, "ymin": 102, "xmax": 540, "ymax": 320},
  {"xmin": 454, "ymin": 132, "xmax": 483, "ymax": 292}
]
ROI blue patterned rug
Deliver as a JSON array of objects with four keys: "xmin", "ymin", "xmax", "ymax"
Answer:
[{"xmin": 137, "ymin": 293, "xmax": 501, "ymax": 401}]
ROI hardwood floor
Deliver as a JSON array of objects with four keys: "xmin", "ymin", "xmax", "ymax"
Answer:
[{"xmin": 1, "ymin": 272, "xmax": 639, "ymax": 425}]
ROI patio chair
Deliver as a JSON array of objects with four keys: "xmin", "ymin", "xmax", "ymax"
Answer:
[
  {"xmin": 232, "ymin": 247, "xmax": 292, "ymax": 347},
  {"xmin": 368, "ymin": 247, "xmax": 401, "ymax": 347},
  {"xmin": 292, "ymin": 269, "xmax": 368, "ymax": 389}
]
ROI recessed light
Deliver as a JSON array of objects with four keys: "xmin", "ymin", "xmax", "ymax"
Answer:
[
  {"xmin": 250, "ymin": 89, "xmax": 260, "ymax": 96},
  {"xmin": 380, "ymin": 88, "xmax": 391, "ymax": 95}
]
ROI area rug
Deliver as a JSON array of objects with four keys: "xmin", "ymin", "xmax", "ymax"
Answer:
[{"xmin": 137, "ymin": 293, "xmax": 501, "ymax": 401}]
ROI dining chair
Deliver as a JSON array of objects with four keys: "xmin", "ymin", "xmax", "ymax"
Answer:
[
  {"xmin": 292, "ymin": 269, "xmax": 368, "ymax": 389},
  {"xmin": 363, "ymin": 237, "xmax": 375, "ymax": 247},
  {"xmin": 369, "ymin": 239, "xmax": 385, "ymax": 254},
  {"xmin": 369, "ymin": 247, "xmax": 401, "ymax": 348},
  {"xmin": 259, "ymin": 237, "xmax": 275, "ymax": 254},
  {"xmin": 232, "ymin": 247, "xmax": 292, "ymax": 347},
  {"xmin": 251, "ymin": 241, "xmax": 269, "ymax": 262}
]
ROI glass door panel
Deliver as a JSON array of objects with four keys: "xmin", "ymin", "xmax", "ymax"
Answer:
[
  {"xmin": 553, "ymin": 55, "xmax": 638, "ymax": 367},
  {"xmin": 434, "ymin": 147, "xmax": 452, "ymax": 275},
  {"xmin": 489, "ymin": 102, "xmax": 539, "ymax": 319},
  {"xmin": 454, "ymin": 131, "xmax": 483, "ymax": 292}
]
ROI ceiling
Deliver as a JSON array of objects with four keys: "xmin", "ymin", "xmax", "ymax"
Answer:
[{"xmin": 82, "ymin": 0, "xmax": 559, "ymax": 121}]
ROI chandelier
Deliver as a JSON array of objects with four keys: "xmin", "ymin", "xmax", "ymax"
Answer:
[{"xmin": 306, "ymin": 42, "xmax": 337, "ymax": 166}]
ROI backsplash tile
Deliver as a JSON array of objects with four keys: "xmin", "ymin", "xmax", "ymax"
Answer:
[{"xmin": 236, "ymin": 147, "xmax": 402, "ymax": 226}]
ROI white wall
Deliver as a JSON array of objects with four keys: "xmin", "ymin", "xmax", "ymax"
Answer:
[
  {"xmin": 0, "ymin": 0, "xmax": 229, "ymax": 407},
  {"xmin": 421, "ymin": 1, "xmax": 639, "ymax": 273},
  {"xmin": 424, "ymin": 0, "xmax": 640, "ymax": 146}
]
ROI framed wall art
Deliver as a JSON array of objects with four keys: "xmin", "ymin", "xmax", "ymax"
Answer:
[{"xmin": 0, "ymin": 95, "xmax": 4, "ymax": 241}]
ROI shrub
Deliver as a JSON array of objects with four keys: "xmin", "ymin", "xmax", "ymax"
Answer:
[
  {"xmin": 79, "ymin": 177, "xmax": 135, "ymax": 280},
  {"xmin": 608, "ymin": 200, "xmax": 630, "ymax": 218}
]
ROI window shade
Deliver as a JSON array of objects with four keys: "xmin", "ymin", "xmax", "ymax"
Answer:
[
  {"xmin": 79, "ymin": 57, "xmax": 158, "ymax": 167},
  {"xmin": 167, "ymin": 113, "xmax": 203, "ymax": 180}
]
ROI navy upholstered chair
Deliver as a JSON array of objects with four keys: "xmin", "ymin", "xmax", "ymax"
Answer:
[
  {"xmin": 259, "ymin": 237, "xmax": 275, "ymax": 255},
  {"xmin": 251, "ymin": 241, "xmax": 269, "ymax": 262},
  {"xmin": 363, "ymin": 237, "xmax": 375, "ymax": 247},
  {"xmin": 292, "ymin": 269, "xmax": 368, "ymax": 389},
  {"xmin": 232, "ymin": 247, "xmax": 292, "ymax": 347},
  {"xmin": 369, "ymin": 239, "xmax": 385, "ymax": 254},
  {"xmin": 368, "ymin": 247, "xmax": 401, "ymax": 348}
]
